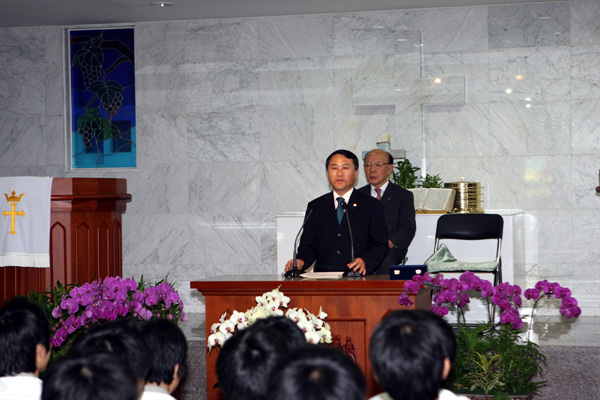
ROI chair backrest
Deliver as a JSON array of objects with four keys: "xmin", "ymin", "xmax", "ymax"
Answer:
[{"xmin": 435, "ymin": 213, "xmax": 504, "ymax": 241}]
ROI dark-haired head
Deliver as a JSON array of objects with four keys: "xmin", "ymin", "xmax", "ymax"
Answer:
[
  {"xmin": 369, "ymin": 310, "xmax": 456, "ymax": 400},
  {"xmin": 0, "ymin": 296, "xmax": 51, "ymax": 376},
  {"xmin": 252, "ymin": 316, "xmax": 307, "ymax": 349},
  {"xmin": 136, "ymin": 318, "xmax": 187, "ymax": 392},
  {"xmin": 42, "ymin": 352, "xmax": 138, "ymax": 400},
  {"xmin": 69, "ymin": 319, "xmax": 152, "ymax": 388},
  {"xmin": 326, "ymin": 150, "xmax": 359, "ymax": 170},
  {"xmin": 217, "ymin": 325, "xmax": 293, "ymax": 400},
  {"xmin": 269, "ymin": 346, "xmax": 366, "ymax": 400}
]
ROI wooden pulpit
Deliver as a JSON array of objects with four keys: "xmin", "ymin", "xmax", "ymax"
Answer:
[{"xmin": 0, "ymin": 178, "xmax": 131, "ymax": 305}]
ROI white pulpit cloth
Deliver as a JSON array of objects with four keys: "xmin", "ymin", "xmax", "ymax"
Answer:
[{"xmin": 0, "ymin": 176, "xmax": 53, "ymax": 268}]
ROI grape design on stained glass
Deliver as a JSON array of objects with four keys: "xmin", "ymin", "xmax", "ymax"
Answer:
[{"xmin": 69, "ymin": 28, "xmax": 136, "ymax": 169}]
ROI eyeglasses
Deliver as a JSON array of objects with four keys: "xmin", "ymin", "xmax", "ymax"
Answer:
[{"xmin": 364, "ymin": 162, "xmax": 392, "ymax": 168}]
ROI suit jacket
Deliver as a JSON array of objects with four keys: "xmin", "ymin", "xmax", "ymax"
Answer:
[
  {"xmin": 297, "ymin": 190, "xmax": 388, "ymax": 274},
  {"xmin": 358, "ymin": 181, "xmax": 416, "ymax": 274}
]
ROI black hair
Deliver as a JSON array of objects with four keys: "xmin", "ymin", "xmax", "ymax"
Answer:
[
  {"xmin": 69, "ymin": 319, "xmax": 152, "ymax": 381},
  {"xmin": 251, "ymin": 316, "xmax": 307, "ymax": 349},
  {"xmin": 326, "ymin": 149, "xmax": 359, "ymax": 170},
  {"xmin": 269, "ymin": 345, "xmax": 366, "ymax": 400},
  {"xmin": 0, "ymin": 296, "xmax": 50, "ymax": 376},
  {"xmin": 42, "ymin": 351, "xmax": 138, "ymax": 400},
  {"xmin": 136, "ymin": 318, "xmax": 188, "ymax": 385},
  {"xmin": 369, "ymin": 310, "xmax": 456, "ymax": 400},
  {"xmin": 216, "ymin": 325, "xmax": 293, "ymax": 400}
]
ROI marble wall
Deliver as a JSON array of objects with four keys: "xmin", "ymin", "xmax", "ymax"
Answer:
[{"xmin": 1, "ymin": 0, "xmax": 600, "ymax": 315}]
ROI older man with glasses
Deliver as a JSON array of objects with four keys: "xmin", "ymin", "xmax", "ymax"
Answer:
[{"xmin": 358, "ymin": 149, "xmax": 416, "ymax": 275}]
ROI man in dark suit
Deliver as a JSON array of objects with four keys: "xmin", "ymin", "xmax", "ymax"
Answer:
[
  {"xmin": 358, "ymin": 149, "xmax": 416, "ymax": 275},
  {"xmin": 285, "ymin": 149, "xmax": 388, "ymax": 276}
]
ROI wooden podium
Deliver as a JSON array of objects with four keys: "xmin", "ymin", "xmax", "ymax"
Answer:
[
  {"xmin": 1, "ymin": 178, "xmax": 131, "ymax": 305},
  {"xmin": 190, "ymin": 275, "xmax": 431, "ymax": 399}
]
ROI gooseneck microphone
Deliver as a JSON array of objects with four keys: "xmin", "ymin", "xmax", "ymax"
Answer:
[
  {"xmin": 285, "ymin": 207, "xmax": 315, "ymax": 278},
  {"xmin": 342, "ymin": 201, "xmax": 354, "ymax": 263}
]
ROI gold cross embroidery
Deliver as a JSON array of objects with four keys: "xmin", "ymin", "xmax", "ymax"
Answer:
[{"xmin": 3, "ymin": 191, "xmax": 26, "ymax": 235}]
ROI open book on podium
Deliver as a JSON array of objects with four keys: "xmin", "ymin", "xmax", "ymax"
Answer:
[{"xmin": 408, "ymin": 188, "xmax": 456, "ymax": 214}]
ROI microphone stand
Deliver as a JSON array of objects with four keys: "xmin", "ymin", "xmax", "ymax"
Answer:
[
  {"xmin": 342, "ymin": 201, "xmax": 355, "ymax": 263},
  {"xmin": 285, "ymin": 208, "xmax": 315, "ymax": 278}
]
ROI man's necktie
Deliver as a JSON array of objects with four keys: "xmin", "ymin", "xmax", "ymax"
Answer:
[
  {"xmin": 336, "ymin": 197, "xmax": 345, "ymax": 224},
  {"xmin": 375, "ymin": 188, "xmax": 382, "ymax": 200}
]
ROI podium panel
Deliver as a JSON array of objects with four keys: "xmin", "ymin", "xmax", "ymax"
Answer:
[
  {"xmin": 191, "ymin": 275, "xmax": 431, "ymax": 399},
  {"xmin": 0, "ymin": 178, "xmax": 131, "ymax": 305}
]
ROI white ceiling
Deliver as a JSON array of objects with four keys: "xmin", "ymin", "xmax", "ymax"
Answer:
[{"xmin": 0, "ymin": 0, "xmax": 565, "ymax": 28}]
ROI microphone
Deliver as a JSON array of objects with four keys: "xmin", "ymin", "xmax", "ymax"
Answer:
[
  {"xmin": 342, "ymin": 201, "xmax": 354, "ymax": 264},
  {"xmin": 285, "ymin": 207, "xmax": 315, "ymax": 278}
]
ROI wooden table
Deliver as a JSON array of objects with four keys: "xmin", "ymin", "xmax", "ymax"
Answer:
[{"xmin": 190, "ymin": 274, "xmax": 431, "ymax": 399}]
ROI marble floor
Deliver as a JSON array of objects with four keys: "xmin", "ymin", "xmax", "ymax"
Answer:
[{"xmin": 179, "ymin": 312, "xmax": 600, "ymax": 347}]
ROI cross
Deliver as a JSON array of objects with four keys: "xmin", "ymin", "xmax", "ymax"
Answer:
[
  {"xmin": 3, "ymin": 202, "xmax": 25, "ymax": 235},
  {"xmin": 348, "ymin": 30, "xmax": 466, "ymax": 176}
]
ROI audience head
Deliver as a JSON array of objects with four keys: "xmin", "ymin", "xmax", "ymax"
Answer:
[
  {"xmin": 251, "ymin": 316, "xmax": 307, "ymax": 349},
  {"xmin": 0, "ymin": 296, "xmax": 51, "ymax": 376},
  {"xmin": 216, "ymin": 324, "xmax": 293, "ymax": 400},
  {"xmin": 369, "ymin": 309, "xmax": 456, "ymax": 400},
  {"xmin": 136, "ymin": 318, "xmax": 188, "ymax": 393},
  {"xmin": 269, "ymin": 346, "xmax": 366, "ymax": 400},
  {"xmin": 69, "ymin": 319, "xmax": 151, "ymax": 392},
  {"xmin": 42, "ymin": 351, "xmax": 138, "ymax": 400}
]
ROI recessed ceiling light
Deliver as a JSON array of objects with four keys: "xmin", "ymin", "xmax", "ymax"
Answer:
[{"xmin": 150, "ymin": 2, "xmax": 173, "ymax": 7}]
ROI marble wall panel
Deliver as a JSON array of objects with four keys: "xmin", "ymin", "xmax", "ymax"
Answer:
[
  {"xmin": 0, "ymin": 117, "xmax": 46, "ymax": 166},
  {"xmin": 405, "ymin": 6, "xmax": 489, "ymax": 53},
  {"xmin": 333, "ymin": 12, "xmax": 406, "ymax": 57},
  {"xmin": 572, "ymin": 155, "xmax": 600, "ymax": 210},
  {"xmin": 187, "ymin": 111, "xmax": 260, "ymax": 162},
  {"xmin": 0, "ymin": 27, "xmax": 45, "ymax": 69},
  {"xmin": 489, "ymin": 47, "xmax": 570, "ymax": 103},
  {"xmin": 136, "ymin": 21, "xmax": 186, "ymax": 67},
  {"xmin": 423, "ymin": 52, "xmax": 490, "ymax": 104},
  {"xmin": 185, "ymin": 18, "xmax": 259, "ymax": 62},
  {"xmin": 122, "ymin": 164, "xmax": 189, "ymax": 215},
  {"xmin": 257, "ymin": 15, "xmax": 333, "ymax": 59},
  {"xmin": 123, "ymin": 213, "xmax": 190, "ymax": 265},
  {"xmin": 135, "ymin": 64, "xmax": 191, "ymax": 114},
  {"xmin": 569, "ymin": 0, "xmax": 600, "ymax": 46},
  {"xmin": 257, "ymin": 109, "xmax": 333, "ymax": 162},
  {"xmin": 333, "ymin": 55, "xmax": 396, "ymax": 107},
  {"xmin": 261, "ymin": 161, "xmax": 330, "ymax": 213},
  {"xmin": 185, "ymin": 61, "xmax": 259, "ymax": 112},
  {"xmin": 571, "ymin": 100, "xmax": 600, "ymax": 156},
  {"xmin": 488, "ymin": 2, "xmax": 570, "ymax": 49},
  {"xmin": 45, "ymin": 116, "xmax": 66, "ymax": 168},
  {"xmin": 423, "ymin": 103, "xmax": 496, "ymax": 158},
  {"xmin": 188, "ymin": 162, "xmax": 261, "ymax": 214},
  {"xmin": 572, "ymin": 209, "xmax": 600, "ymax": 264},
  {"xmin": 571, "ymin": 45, "xmax": 600, "ymax": 100},
  {"xmin": 137, "ymin": 112, "xmax": 189, "ymax": 165},
  {"xmin": 187, "ymin": 213, "xmax": 266, "ymax": 266},
  {"xmin": 0, "ymin": 69, "xmax": 45, "ymax": 117},
  {"xmin": 256, "ymin": 57, "xmax": 333, "ymax": 110},
  {"xmin": 489, "ymin": 101, "xmax": 570, "ymax": 156},
  {"xmin": 487, "ymin": 155, "xmax": 572, "ymax": 211}
]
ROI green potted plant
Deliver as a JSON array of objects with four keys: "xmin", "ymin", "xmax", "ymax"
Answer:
[
  {"xmin": 399, "ymin": 271, "xmax": 581, "ymax": 399},
  {"xmin": 391, "ymin": 159, "xmax": 444, "ymax": 188}
]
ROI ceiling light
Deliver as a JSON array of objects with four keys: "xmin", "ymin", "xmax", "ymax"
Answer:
[{"xmin": 150, "ymin": 2, "xmax": 173, "ymax": 7}]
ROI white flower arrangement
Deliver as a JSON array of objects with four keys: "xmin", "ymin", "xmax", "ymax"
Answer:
[{"xmin": 207, "ymin": 287, "xmax": 332, "ymax": 351}]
